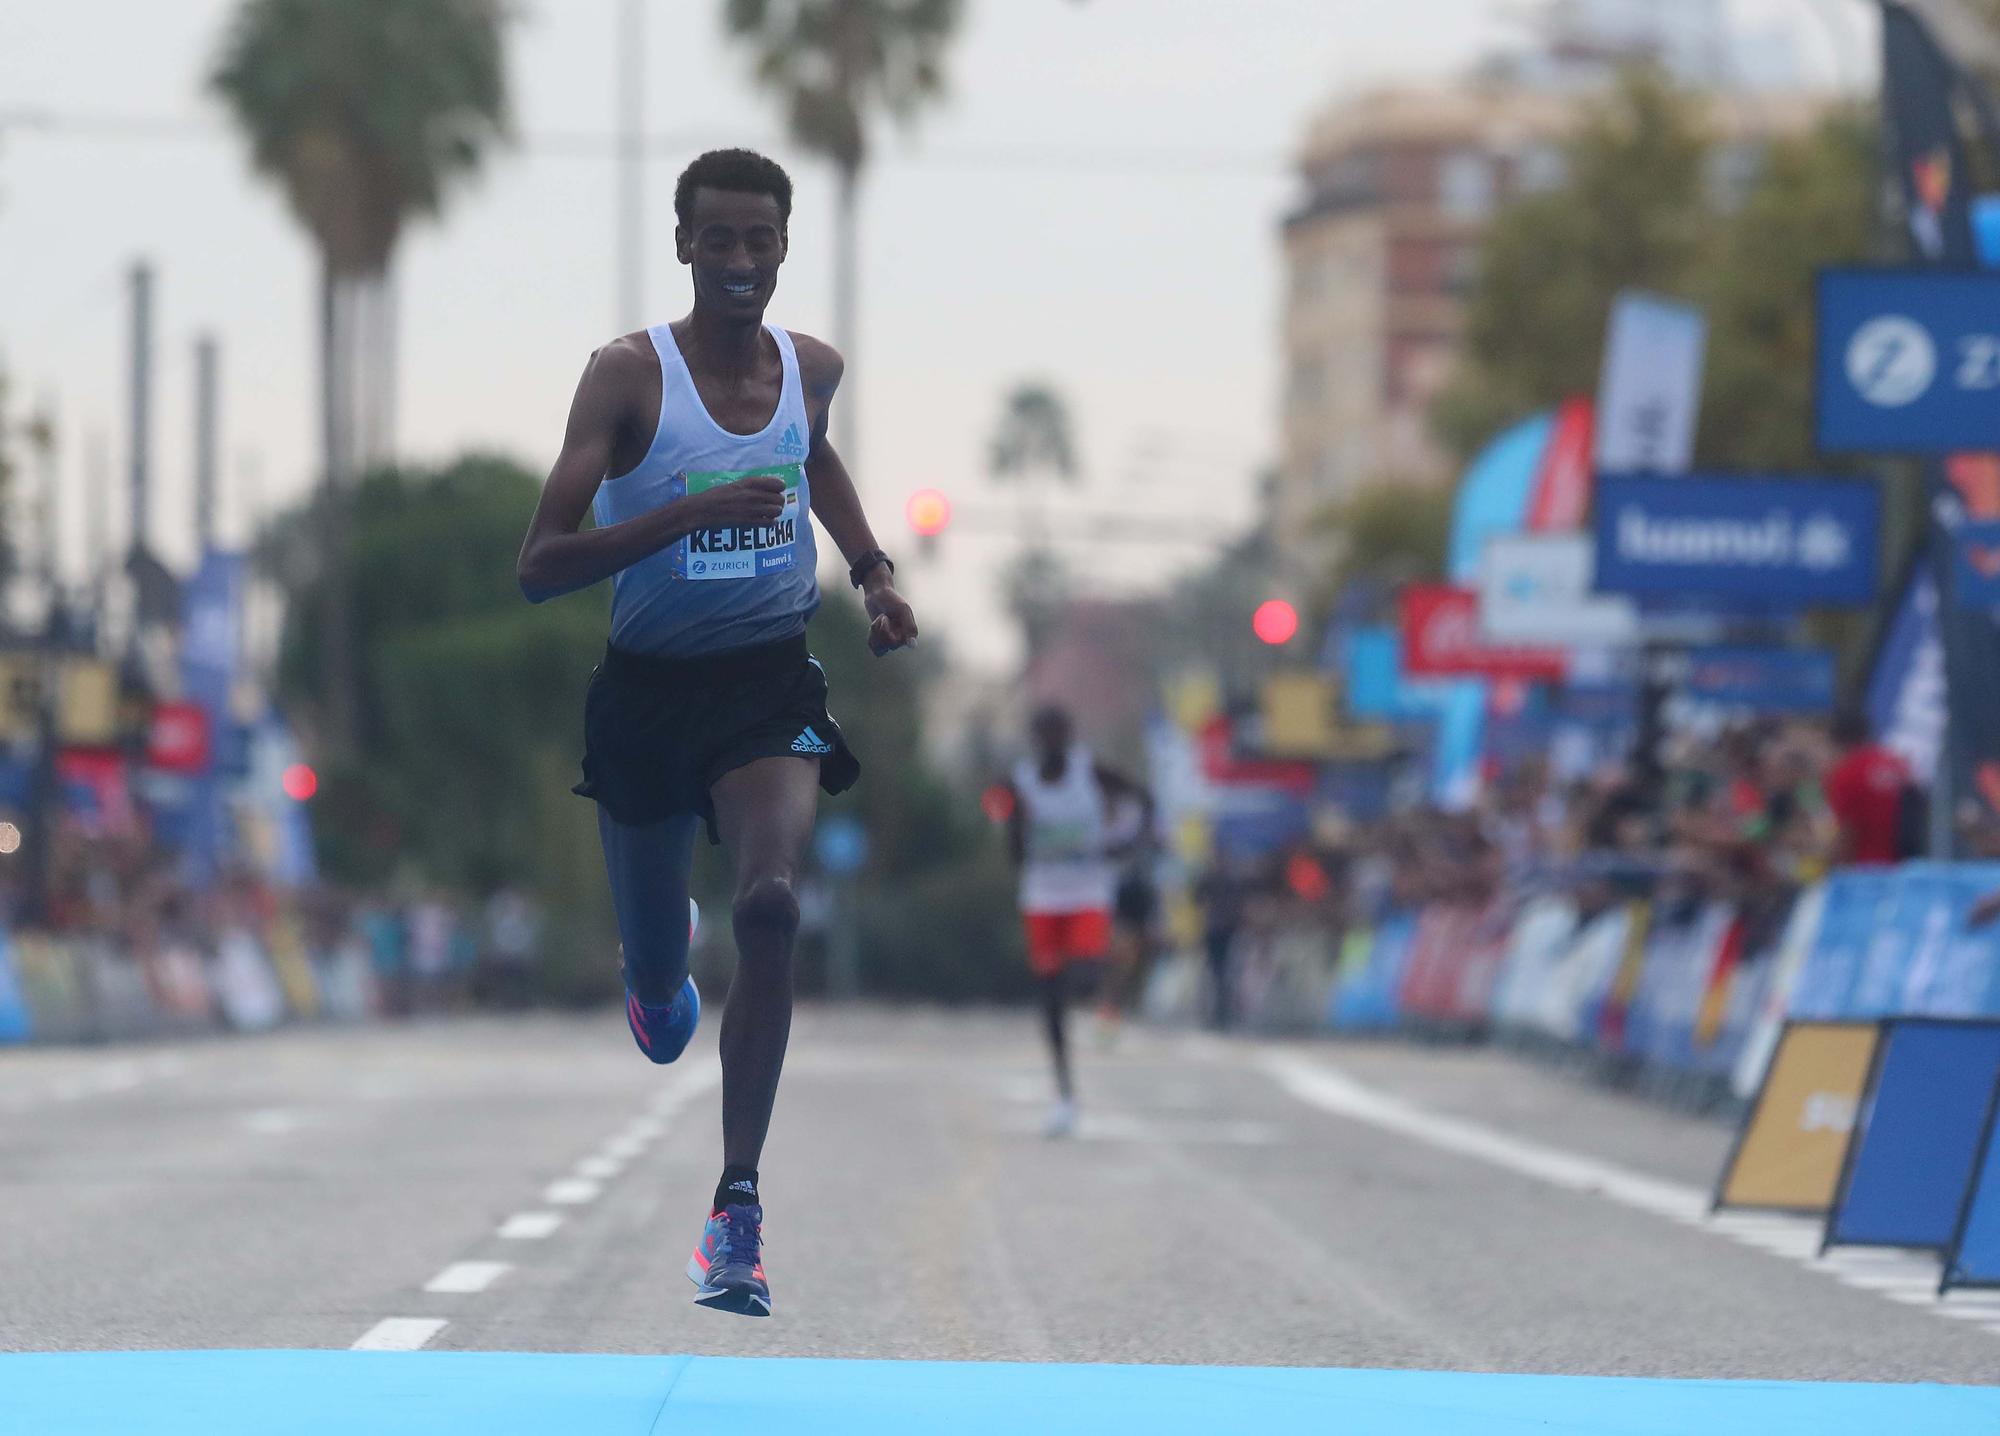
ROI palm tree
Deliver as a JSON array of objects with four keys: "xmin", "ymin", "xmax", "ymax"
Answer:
[
  {"xmin": 722, "ymin": 0, "xmax": 964, "ymax": 468},
  {"xmin": 988, "ymin": 382, "xmax": 1076, "ymax": 489},
  {"xmin": 988, "ymin": 382, "xmax": 1077, "ymax": 654},
  {"xmin": 210, "ymin": 0, "xmax": 511, "ymax": 748}
]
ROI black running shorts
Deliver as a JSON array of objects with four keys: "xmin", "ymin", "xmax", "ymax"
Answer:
[{"xmin": 572, "ymin": 634, "xmax": 860, "ymax": 840}]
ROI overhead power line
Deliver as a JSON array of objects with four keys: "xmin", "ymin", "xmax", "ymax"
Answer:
[{"xmin": 0, "ymin": 108, "xmax": 1284, "ymax": 177}]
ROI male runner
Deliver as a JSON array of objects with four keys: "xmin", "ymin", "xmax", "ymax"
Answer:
[
  {"xmin": 517, "ymin": 149, "xmax": 917, "ymax": 1317},
  {"xmin": 1003, "ymin": 706, "xmax": 1151, "ymax": 1136}
]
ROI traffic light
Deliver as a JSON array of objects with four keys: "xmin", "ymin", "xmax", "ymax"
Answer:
[
  {"xmin": 906, "ymin": 488, "xmax": 951, "ymax": 557},
  {"xmin": 1252, "ymin": 599, "xmax": 1299, "ymax": 646},
  {"xmin": 282, "ymin": 763, "xmax": 319, "ymax": 802}
]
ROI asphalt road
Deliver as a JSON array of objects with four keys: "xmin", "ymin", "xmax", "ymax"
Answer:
[{"xmin": 3, "ymin": 1008, "xmax": 1997, "ymax": 1383}]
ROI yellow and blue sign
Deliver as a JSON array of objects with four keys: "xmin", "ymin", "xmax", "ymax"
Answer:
[{"xmin": 1817, "ymin": 268, "xmax": 2000, "ymax": 454}]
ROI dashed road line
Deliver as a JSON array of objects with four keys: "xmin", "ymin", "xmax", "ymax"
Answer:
[
  {"xmin": 351, "ymin": 1317, "xmax": 448, "ymax": 1351},
  {"xmin": 352, "ymin": 1063, "xmax": 722, "ymax": 1351},
  {"xmin": 543, "ymin": 1177, "xmax": 603, "ymax": 1205},
  {"xmin": 423, "ymin": 1261, "xmax": 511, "ymax": 1294},
  {"xmin": 1260, "ymin": 1049, "xmax": 2000, "ymax": 1341}
]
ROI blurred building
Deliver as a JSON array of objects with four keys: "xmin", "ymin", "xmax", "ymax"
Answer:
[{"xmin": 1272, "ymin": 3, "xmax": 1826, "ymax": 565}]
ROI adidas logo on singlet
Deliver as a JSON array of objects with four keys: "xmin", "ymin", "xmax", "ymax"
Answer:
[
  {"xmin": 775, "ymin": 422, "xmax": 806, "ymax": 459},
  {"xmin": 792, "ymin": 725, "xmax": 834, "ymax": 755}
]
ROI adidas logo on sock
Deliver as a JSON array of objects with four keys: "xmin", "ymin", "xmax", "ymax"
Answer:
[
  {"xmin": 727, "ymin": 1180, "xmax": 757, "ymax": 1196},
  {"xmin": 791, "ymin": 725, "xmax": 834, "ymax": 755}
]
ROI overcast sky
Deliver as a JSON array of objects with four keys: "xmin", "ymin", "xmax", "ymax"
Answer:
[{"xmin": 0, "ymin": 0, "xmax": 1858, "ymax": 671}]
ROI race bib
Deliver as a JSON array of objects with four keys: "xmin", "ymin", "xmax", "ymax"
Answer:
[{"xmin": 674, "ymin": 463, "xmax": 803, "ymax": 580}]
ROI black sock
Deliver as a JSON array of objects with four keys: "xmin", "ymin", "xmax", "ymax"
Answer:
[{"xmin": 714, "ymin": 1166, "xmax": 759, "ymax": 1212}]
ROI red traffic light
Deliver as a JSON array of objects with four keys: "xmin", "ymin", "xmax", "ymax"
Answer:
[
  {"xmin": 282, "ymin": 763, "xmax": 319, "ymax": 802},
  {"xmin": 980, "ymin": 783, "xmax": 1016, "ymax": 824},
  {"xmin": 906, "ymin": 487, "xmax": 952, "ymax": 538},
  {"xmin": 1252, "ymin": 599, "xmax": 1299, "ymax": 646}
]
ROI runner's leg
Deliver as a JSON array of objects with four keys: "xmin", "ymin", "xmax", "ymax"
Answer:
[
  {"xmin": 1039, "ymin": 968, "xmax": 1073, "ymax": 1101},
  {"xmin": 597, "ymin": 809, "xmax": 702, "ymax": 1004},
  {"xmin": 711, "ymin": 755, "xmax": 819, "ymax": 1171}
]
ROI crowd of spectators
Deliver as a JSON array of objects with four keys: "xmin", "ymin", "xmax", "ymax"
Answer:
[
  {"xmin": 1186, "ymin": 711, "xmax": 1927, "ymax": 1030},
  {"xmin": 0, "ymin": 809, "xmax": 548, "ymax": 1024}
]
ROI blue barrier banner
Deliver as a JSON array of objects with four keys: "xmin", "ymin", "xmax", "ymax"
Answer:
[
  {"xmin": 1849, "ymin": 868, "xmax": 1949, "ymax": 1017},
  {"xmin": 1817, "ymin": 269, "xmax": 2000, "ymax": 455},
  {"xmin": 1594, "ymin": 474, "xmax": 1880, "ymax": 606},
  {"xmin": 1945, "ymin": 1097, "xmax": 2000, "ymax": 1289},
  {"xmin": 1626, "ymin": 905, "xmax": 1724, "ymax": 1071},
  {"xmin": 1683, "ymin": 647, "xmax": 1835, "ymax": 714},
  {"xmin": 1827, "ymin": 1018, "xmax": 2000, "ymax": 1249},
  {"xmin": 1791, "ymin": 871, "xmax": 1896, "ymax": 1018},
  {"xmin": 1332, "ymin": 913, "xmax": 1416, "ymax": 1032},
  {"xmin": 0, "ymin": 928, "xmax": 30, "ymax": 1043}
]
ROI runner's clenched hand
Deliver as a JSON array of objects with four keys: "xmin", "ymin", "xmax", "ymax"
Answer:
[
  {"xmin": 684, "ymin": 474, "xmax": 787, "ymax": 527},
  {"xmin": 865, "ymin": 580, "xmax": 919, "ymax": 656}
]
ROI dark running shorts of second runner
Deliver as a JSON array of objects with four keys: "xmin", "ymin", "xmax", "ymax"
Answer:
[{"xmin": 573, "ymin": 633, "xmax": 859, "ymax": 840}]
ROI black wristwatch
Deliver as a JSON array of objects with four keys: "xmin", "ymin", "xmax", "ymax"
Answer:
[{"xmin": 848, "ymin": 550, "xmax": 895, "ymax": 588}]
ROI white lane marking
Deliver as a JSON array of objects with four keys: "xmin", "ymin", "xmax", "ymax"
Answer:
[
  {"xmin": 576, "ymin": 1155, "xmax": 624, "ymax": 1180},
  {"xmin": 604, "ymin": 1135, "xmax": 648, "ymax": 1160},
  {"xmin": 423, "ymin": 1261, "xmax": 511, "ymax": 1294},
  {"xmin": 2, "ymin": 1054, "xmax": 187, "ymax": 1112},
  {"xmin": 1933, "ymin": 1301, "xmax": 2000, "ymax": 1321},
  {"xmin": 1259, "ymin": 1052, "xmax": 1709, "ymax": 1219},
  {"xmin": 352, "ymin": 1317, "xmax": 448, "ymax": 1351},
  {"xmin": 544, "ymin": 1177, "xmax": 602, "ymax": 1205},
  {"xmin": 241, "ymin": 1108, "xmax": 303, "ymax": 1135},
  {"xmin": 1259, "ymin": 1050, "xmax": 1997, "ymax": 1339},
  {"xmin": 497, "ymin": 1212, "xmax": 564, "ymax": 1240}
]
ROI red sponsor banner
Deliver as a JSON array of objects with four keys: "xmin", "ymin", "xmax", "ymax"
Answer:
[
  {"xmin": 1529, "ymin": 396, "xmax": 1595, "ymax": 531},
  {"xmin": 1197, "ymin": 715, "xmax": 1316, "ymax": 796},
  {"xmin": 146, "ymin": 700, "xmax": 212, "ymax": 774},
  {"xmin": 1401, "ymin": 584, "xmax": 1567, "ymax": 682}
]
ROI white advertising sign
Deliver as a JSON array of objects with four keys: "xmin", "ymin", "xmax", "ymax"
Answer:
[
  {"xmin": 1595, "ymin": 290, "xmax": 1708, "ymax": 474},
  {"xmin": 1479, "ymin": 533, "xmax": 1640, "ymax": 647}
]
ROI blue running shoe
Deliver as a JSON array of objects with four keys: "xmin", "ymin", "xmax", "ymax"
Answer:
[
  {"xmin": 624, "ymin": 973, "xmax": 700, "ymax": 1064},
  {"xmin": 687, "ymin": 1203, "xmax": 770, "ymax": 1317}
]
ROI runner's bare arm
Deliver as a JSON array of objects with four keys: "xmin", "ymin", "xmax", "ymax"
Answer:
[
  {"xmin": 792, "ymin": 332, "xmax": 919, "ymax": 655},
  {"xmin": 517, "ymin": 344, "xmax": 785, "ymax": 604}
]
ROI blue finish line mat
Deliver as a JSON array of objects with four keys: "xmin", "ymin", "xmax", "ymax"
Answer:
[{"xmin": 5, "ymin": 1353, "xmax": 1999, "ymax": 1435}]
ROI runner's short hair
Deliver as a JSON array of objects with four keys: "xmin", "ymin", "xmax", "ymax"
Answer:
[{"xmin": 675, "ymin": 149, "xmax": 793, "ymax": 227}]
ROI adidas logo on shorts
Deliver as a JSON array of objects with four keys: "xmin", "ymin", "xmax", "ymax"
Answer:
[{"xmin": 792, "ymin": 725, "xmax": 834, "ymax": 755}]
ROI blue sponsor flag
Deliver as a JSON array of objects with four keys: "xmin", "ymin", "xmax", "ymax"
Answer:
[
  {"xmin": 1593, "ymin": 473, "xmax": 1880, "ymax": 606},
  {"xmin": 1818, "ymin": 270, "xmax": 2000, "ymax": 455},
  {"xmin": 1954, "ymin": 520, "xmax": 2000, "ymax": 610}
]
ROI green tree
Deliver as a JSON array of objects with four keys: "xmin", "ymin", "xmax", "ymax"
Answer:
[
  {"xmin": 263, "ymin": 454, "xmax": 612, "ymax": 995},
  {"xmin": 211, "ymin": 0, "xmax": 512, "ymax": 748},
  {"xmin": 722, "ymin": 0, "xmax": 964, "ymax": 463},
  {"xmin": 1698, "ymin": 109, "xmax": 1879, "ymax": 470},
  {"xmin": 797, "ymin": 594, "xmax": 1021, "ymax": 1001},
  {"xmin": 1430, "ymin": 67, "xmax": 1712, "ymax": 465},
  {"xmin": 1309, "ymin": 480, "xmax": 1454, "ymax": 620}
]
